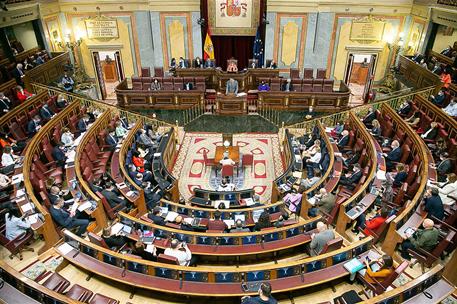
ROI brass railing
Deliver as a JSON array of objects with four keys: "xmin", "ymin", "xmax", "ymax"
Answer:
[{"xmin": 181, "ymin": 103, "xmax": 206, "ymax": 126}]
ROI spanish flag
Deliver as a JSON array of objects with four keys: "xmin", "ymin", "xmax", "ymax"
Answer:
[{"xmin": 203, "ymin": 31, "xmax": 214, "ymax": 60}]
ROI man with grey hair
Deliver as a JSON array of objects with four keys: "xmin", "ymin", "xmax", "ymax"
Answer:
[
  {"xmin": 0, "ymin": 92, "xmax": 11, "ymax": 115},
  {"xmin": 230, "ymin": 219, "xmax": 250, "ymax": 233},
  {"xmin": 400, "ymin": 218, "xmax": 439, "ymax": 260},
  {"xmin": 309, "ymin": 221, "xmax": 335, "ymax": 256}
]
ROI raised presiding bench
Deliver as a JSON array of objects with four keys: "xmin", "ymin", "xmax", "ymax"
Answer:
[{"xmin": 58, "ymin": 230, "xmax": 373, "ymax": 297}]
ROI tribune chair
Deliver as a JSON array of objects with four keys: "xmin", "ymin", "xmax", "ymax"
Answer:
[
  {"xmin": 242, "ymin": 153, "xmax": 254, "ymax": 173},
  {"xmin": 320, "ymin": 237, "xmax": 343, "ymax": 254},
  {"xmin": 357, "ymin": 261, "xmax": 409, "ymax": 297},
  {"xmin": 42, "ymin": 272, "xmax": 71, "ymax": 293},
  {"xmin": 89, "ymin": 293, "xmax": 120, "ymax": 304},
  {"xmin": 66, "ymin": 284, "xmax": 94, "ymax": 303},
  {"xmin": 96, "ymin": 192, "xmax": 127, "ymax": 220},
  {"xmin": 222, "ymin": 164, "xmax": 234, "ymax": 178},
  {"xmin": 202, "ymin": 150, "xmax": 215, "ymax": 172},
  {"xmin": 0, "ymin": 225, "xmax": 34, "ymax": 260}
]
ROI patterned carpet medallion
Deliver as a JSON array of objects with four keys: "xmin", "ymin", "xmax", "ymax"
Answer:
[{"xmin": 172, "ymin": 133, "xmax": 285, "ymax": 202}]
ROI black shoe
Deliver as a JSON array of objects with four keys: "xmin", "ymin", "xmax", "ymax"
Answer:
[{"xmin": 351, "ymin": 228, "xmax": 358, "ymax": 233}]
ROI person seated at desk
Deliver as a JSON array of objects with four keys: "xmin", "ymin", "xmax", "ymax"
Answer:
[
  {"xmin": 12, "ymin": 65, "xmax": 25, "ymax": 86},
  {"xmin": 241, "ymin": 282, "xmax": 278, "ymax": 304},
  {"xmin": 258, "ymin": 80, "xmax": 270, "ymax": 91},
  {"xmin": 5, "ymin": 207, "xmax": 31, "ymax": 241},
  {"xmin": 352, "ymin": 208, "xmax": 389, "ymax": 236},
  {"xmin": 0, "ymin": 133, "xmax": 25, "ymax": 154},
  {"xmin": 105, "ymin": 129, "xmax": 118, "ymax": 150},
  {"xmin": 384, "ymin": 140, "xmax": 401, "ymax": 171},
  {"xmin": 267, "ymin": 59, "xmax": 277, "ymax": 69},
  {"xmin": 50, "ymin": 198, "xmax": 89, "ymax": 237},
  {"xmin": 441, "ymin": 45, "xmax": 454, "ymax": 57},
  {"xmin": 77, "ymin": 115, "xmax": 90, "ymax": 133},
  {"xmin": 148, "ymin": 206, "xmax": 165, "ymax": 226},
  {"xmin": 102, "ymin": 227, "xmax": 129, "ymax": 249},
  {"xmin": 400, "ymin": 218, "xmax": 439, "ymax": 260},
  {"xmin": 230, "ymin": 219, "xmax": 251, "ymax": 233},
  {"xmin": 350, "ymin": 254, "xmax": 394, "ymax": 283},
  {"xmin": 164, "ymin": 239, "xmax": 196, "ymax": 266},
  {"xmin": 227, "ymin": 59, "xmax": 238, "ymax": 72},
  {"xmin": 169, "ymin": 58, "xmax": 176, "ymax": 71},
  {"xmin": 208, "ymin": 210, "xmax": 228, "ymax": 231},
  {"xmin": 404, "ymin": 111, "xmax": 421, "ymax": 128},
  {"xmin": 397, "ymin": 100, "xmax": 412, "ymax": 117},
  {"xmin": 430, "ymin": 88, "xmax": 447, "ymax": 106},
  {"xmin": 174, "ymin": 215, "xmax": 195, "ymax": 231},
  {"xmin": 178, "ymin": 57, "xmax": 188, "ymax": 68},
  {"xmin": 432, "ymin": 173, "xmax": 457, "ymax": 206},
  {"xmin": 183, "ymin": 82, "xmax": 193, "ymax": 90},
  {"xmin": 138, "ymin": 129, "xmax": 156, "ymax": 148},
  {"xmin": 205, "ymin": 58, "xmax": 215, "ymax": 68},
  {"xmin": 362, "ymin": 107, "xmax": 376, "ymax": 127},
  {"xmin": 370, "ymin": 119, "xmax": 382, "ymax": 138},
  {"xmin": 300, "ymin": 168, "xmax": 321, "ymax": 190},
  {"xmin": 61, "ymin": 72, "xmax": 75, "ymax": 92},
  {"xmin": 284, "ymin": 187, "xmax": 304, "ymax": 214},
  {"xmin": 60, "ymin": 127, "xmax": 74, "ymax": 147},
  {"xmin": 26, "ymin": 115, "xmax": 42, "ymax": 136},
  {"xmin": 421, "ymin": 122, "xmax": 439, "ymax": 141},
  {"xmin": 220, "ymin": 155, "xmax": 235, "ymax": 166},
  {"xmin": 23, "ymin": 58, "xmax": 34, "ymax": 70},
  {"xmin": 309, "ymin": 222, "xmax": 335, "ymax": 256},
  {"xmin": 101, "ymin": 182, "xmax": 128, "ymax": 210},
  {"xmin": 0, "ymin": 172, "xmax": 11, "ymax": 192},
  {"xmin": 443, "ymin": 99, "xmax": 457, "ymax": 117},
  {"xmin": 52, "ymin": 142, "xmax": 67, "ymax": 167},
  {"xmin": 193, "ymin": 56, "xmax": 203, "ymax": 68},
  {"xmin": 254, "ymin": 210, "xmax": 272, "ymax": 231},
  {"xmin": 339, "ymin": 163, "xmax": 362, "ymax": 190},
  {"xmin": 1, "ymin": 145, "xmax": 19, "ymax": 174},
  {"xmin": 433, "ymin": 152, "xmax": 453, "ymax": 182},
  {"xmin": 308, "ymin": 188, "xmax": 336, "ymax": 217},
  {"xmin": 133, "ymin": 241, "xmax": 157, "ymax": 261},
  {"xmin": 218, "ymin": 179, "xmax": 235, "ymax": 191},
  {"xmin": 441, "ymin": 68, "xmax": 452, "ymax": 88},
  {"xmin": 226, "ymin": 78, "xmax": 239, "ymax": 95},
  {"xmin": 281, "ymin": 78, "xmax": 293, "ymax": 92},
  {"xmin": 422, "ymin": 187, "xmax": 445, "ymax": 221},
  {"xmin": 305, "ymin": 146, "xmax": 321, "ymax": 174},
  {"xmin": 150, "ymin": 79, "xmax": 161, "ymax": 91},
  {"xmin": 330, "ymin": 121, "xmax": 344, "ymax": 138},
  {"xmin": 337, "ymin": 130, "xmax": 350, "ymax": 149},
  {"xmin": 392, "ymin": 163, "xmax": 407, "ymax": 187}
]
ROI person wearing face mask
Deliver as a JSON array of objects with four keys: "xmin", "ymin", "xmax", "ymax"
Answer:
[
  {"xmin": 150, "ymin": 78, "xmax": 161, "ymax": 91},
  {"xmin": 105, "ymin": 128, "xmax": 118, "ymax": 150},
  {"xmin": 0, "ymin": 92, "xmax": 11, "ymax": 116},
  {"xmin": 39, "ymin": 104, "xmax": 55, "ymax": 121},
  {"xmin": 339, "ymin": 163, "xmax": 362, "ymax": 190},
  {"xmin": 433, "ymin": 152, "xmax": 453, "ymax": 183},
  {"xmin": 26, "ymin": 115, "xmax": 42, "ymax": 135},
  {"xmin": 383, "ymin": 140, "xmax": 401, "ymax": 171},
  {"xmin": 443, "ymin": 98, "xmax": 457, "ymax": 117},
  {"xmin": 60, "ymin": 127, "xmax": 74, "ymax": 147},
  {"xmin": 61, "ymin": 72, "xmax": 75, "ymax": 92},
  {"xmin": 52, "ymin": 142, "xmax": 67, "ymax": 167},
  {"xmin": 430, "ymin": 88, "xmax": 447, "ymax": 106},
  {"xmin": 15, "ymin": 85, "xmax": 32, "ymax": 102}
]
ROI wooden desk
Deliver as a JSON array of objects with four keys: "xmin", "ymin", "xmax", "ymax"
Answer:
[
  {"xmin": 216, "ymin": 94, "xmax": 247, "ymax": 115},
  {"xmin": 215, "ymin": 146, "xmax": 240, "ymax": 163}
]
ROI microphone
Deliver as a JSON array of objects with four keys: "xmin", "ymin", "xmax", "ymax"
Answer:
[
  {"xmin": 179, "ymin": 271, "xmax": 183, "ymax": 289},
  {"xmin": 300, "ymin": 264, "xmax": 305, "ymax": 282},
  {"xmin": 260, "ymin": 235, "xmax": 265, "ymax": 249},
  {"xmin": 214, "ymin": 237, "xmax": 220, "ymax": 252},
  {"xmin": 72, "ymin": 251, "xmax": 80, "ymax": 258}
]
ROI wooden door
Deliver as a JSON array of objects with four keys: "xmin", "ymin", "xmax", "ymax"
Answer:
[
  {"xmin": 363, "ymin": 54, "xmax": 377, "ymax": 102},
  {"xmin": 344, "ymin": 54, "xmax": 354, "ymax": 85},
  {"xmin": 114, "ymin": 51, "xmax": 125, "ymax": 81},
  {"xmin": 92, "ymin": 51, "xmax": 107, "ymax": 100}
]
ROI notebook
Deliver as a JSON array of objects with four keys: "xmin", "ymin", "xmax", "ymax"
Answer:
[{"xmin": 343, "ymin": 258, "xmax": 364, "ymax": 274}]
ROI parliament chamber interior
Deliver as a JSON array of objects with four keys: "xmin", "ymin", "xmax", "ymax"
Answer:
[{"xmin": 1, "ymin": 0, "xmax": 457, "ymax": 303}]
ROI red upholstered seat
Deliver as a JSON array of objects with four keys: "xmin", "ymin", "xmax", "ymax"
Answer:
[
  {"xmin": 42, "ymin": 272, "xmax": 70, "ymax": 293},
  {"xmin": 303, "ymin": 68, "xmax": 313, "ymax": 79},
  {"xmin": 89, "ymin": 293, "xmax": 119, "ymax": 304},
  {"xmin": 221, "ymin": 164, "xmax": 234, "ymax": 178},
  {"xmin": 0, "ymin": 225, "xmax": 34, "ymax": 260},
  {"xmin": 66, "ymin": 284, "xmax": 94, "ymax": 303}
]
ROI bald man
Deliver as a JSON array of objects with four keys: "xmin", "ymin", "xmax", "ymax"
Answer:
[
  {"xmin": 309, "ymin": 221, "xmax": 335, "ymax": 256},
  {"xmin": 400, "ymin": 218, "xmax": 439, "ymax": 260}
]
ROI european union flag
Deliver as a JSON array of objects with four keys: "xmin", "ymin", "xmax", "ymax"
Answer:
[{"xmin": 253, "ymin": 27, "xmax": 264, "ymax": 67}]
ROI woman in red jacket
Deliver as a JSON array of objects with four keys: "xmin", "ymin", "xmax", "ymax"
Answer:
[
  {"xmin": 15, "ymin": 85, "xmax": 33, "ymax": 102},
  {"xmin": 352, "ymin": 209, "xmax": 389, "ymax": 236},
  {"xmin": 132, "ymin": 151, "xmax": 145, "ymax": 173}
]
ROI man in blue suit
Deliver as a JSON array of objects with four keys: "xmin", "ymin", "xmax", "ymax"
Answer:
[
  {"xmin": 40, "ymin": 104, "xmax": 55, "ymax": 121},
  {"xmin": 339, "ymin": 163, "xmax": 362, "ymax": 190},
  {"xmin": 423, "ymin": 188, "xmax": 445, "ymax": 220},
  {"xmin": 337, "ymin": 130, "xmax": 350, "ymax": 149},
  {"xmin": 52, "ymin": 142, "xmax": 66, "ymax": 167},
  {"xmin": 105, "ymin": 129, "xmax": 118, "ymax": 150},
  {"xmin": 384, "ymin": 140, "xmax": 401, "ymax": 171},
  {"xmin": 77, "ymin": 115, "xmax": 89, "ymax": 133},
  {"xmin": 27, "ymin": 115, "xmax": 42, "ymax": 135},
  {"xmin": 362, "ymin": 107, "xmax": 377, "ymax": 127},
  {"xmin": 434, "ymin": 152, "xmax": 453, "ymax": 182}
]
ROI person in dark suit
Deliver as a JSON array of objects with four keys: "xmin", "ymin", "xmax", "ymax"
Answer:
[
  {"xmin": 183, "ymin": 82, "xmax": 193, "ymax": 90},
  {"xmin": 344, "ymin": 151, "xmax": 360, "ymax": 168},
  {"xmin": 101, "ymin": 182, "xmax": 128, "ymax": 209},
  {"xmin": 430, "ymin": 88, "xmax": 447, "ymax": 107},
  {"xmin": 397, "ymin": 101, "xmax": 411, "ymax": 117},
  {"xmin": 281, "ymin": 78, "xmax": 294, "ymax": 92},
  {"xmin": 207, "ymin": 210, "xmax": 228, "ymax": 231},
  {"xmin": 11, "ymin": 64, "xmax": 25, "ymax": 86},
  {"xmin": 178, "ymin": 57, "xmax": 187, "ymax": 68},
  {"xmin": 420, "ymin": 122, "xmax": 439, "ymax": 141},
  {"xmin": 193, "ymin": 57, "xmax": 203, "ymax": 68},
  {"xmin": 0, "ymin": 92, "xmax": 11, "ymax": 116},
  {"xmin": 77, "ymin": 115, "xmax": 89, "ymax": 133},
  {"xmin": 205, "ymin": 59, "xmax": 215, "ymax": 68},
  {"xmin": 393, "ymin": 164, "xmax": 408, "ymax": 187},
  {"xmin": 362, "ymin": 107, "xmax": 377, "ymax": 127},
  {"xmin": 384, "ymin": 140, "xmax": 401, "ymax": 171},
  {"xmin": 370, "ymin": 119, "xmax": 382, "ymax": 137},
  {"xmin": 434, "ymin": 152, "xmax": 453, "ymax": 182},
  {"xmin": 39, "ymin": 104, "xmax": 55, "ymax": 121},
  {"xmin": 101, "ymin": 227, "xmax": 129, "ymax": 249},
  {"xmin": 267, "ymin": 59, "xmax": 277, "ymax": 69},
  {"xmin": 337, "ymin": 130, "xmax": 350, "ymax": 149},
  {"xmin": 148, "ymin": 206, "xmax": 166, "ymax": 226},
  {"xmin": 52, "ymin": 142, "xmax": 66, "ymax": 167},
  {"xmin": 26, "ymin": 115, "xmax": 42, "ymax": 135},
  {"xmin": 423, "ymin": 188, "xmax": 445, "ymax": 220},
  {"xmin": 105, "ymin": 129, "xmax": 118, "ymax": 150},
  {"xmin": 49, "ymin": 198, "xmax": 89, "ymax": 236},
  {"xmin": 339, "ymin": 163, "xmax": 362, "ymax": 190}
]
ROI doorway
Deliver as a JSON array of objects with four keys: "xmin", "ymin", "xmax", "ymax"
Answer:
[
  {"xmin": 344, "ymin": 53, "xmax": 377, "ymax": 106},
  {"xmin": 91, "ymin": 50, "xmax": 125, "ymax": 100}
]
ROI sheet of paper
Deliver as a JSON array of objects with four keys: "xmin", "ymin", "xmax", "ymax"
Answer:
[
  {"xmin": 20, "ymin": 203, "xmax": 33, "ymax": 213},
  {"xmin": 234, "ymin": 214, "xmax": 245, "ymax": 222},
  {"xmin": 145, "ymin": 244, "xmax": 155, "ymax": 254},
  {"xmin": 58, "ymin": 243, "xmax": 75, "ymax": 255},
  {"xmin": 111, "ymin": 222, "xmax": 124, "ymax": 235},
  {"xmin": 183, "ymin": 217, "xmax": 193, "ymax": 225},
  {"xmin": 16, "ymin": 189, "xmax": 25, "ymax": 197},
  {"xmin": 70, "ymin": 203, "xmax": 78, "ymax": 214},
  {"xmin": 12, "ymin": 174, "xmax": 24, "ymax": 183},
  {"xmin": 126, "ymin": 191, "xmax": 135, "ymax": 197},
  {"xmin": 77, "ymin": 201, "xmax": 92, "ymax": 212},
  {"xmin": 223, "ymin": 220, "xmax": 235, "ymax": 228},
  {"xmin": 165, "ymin": 211, "xmax": 179, "ymax": 222},
  {"xmin": 376, "ymin": 170, "xmax": 386, "ymax": 180},
  {"xmin": 243, "ymin": 198, "xmax": 255, "ymax": 206},
  {"xmin": 27, "ymin": 214, "xmax": 39, "ymax": 224}
]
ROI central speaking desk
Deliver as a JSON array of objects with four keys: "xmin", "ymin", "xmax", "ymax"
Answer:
[{"xmin": 215, "ymin": 146, "xmax": 240, "ymax": 163}]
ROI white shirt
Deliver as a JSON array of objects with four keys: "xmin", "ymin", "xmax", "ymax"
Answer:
[
  {"xmin": 309, "ymin": 152, "xmax": 322, "ymax": 163},
  {"xmin": 421, "ymin": 128, "xmax": 434, "ymax": 139},
  {"xmin": 438, "ymin": 181, "xmax": 457, "ymax": 206},
  {"xmin": 1, "ymin": 153, "xmax": 15, "ymax": 167},
  {"xmin": 220, "ymin": 158, "xmax": 235, "ymax": 166},
  {"xmin": 164, "ymin": 247, "xmax": 192, "ymax": 266},
  {"xmin": 61, "ymin": 132, "xmax": 74, "ymax": 146},
  {"xmin": 218, "ymin": 183, "xmax": 235, "ymax": 191},
  {"xmin": 5, "ymin": 214, "xmax": 31, "ymax": 240},
  {"xmin": 444, "ymin": 104, "xmax": 457, "ymax": 117}
]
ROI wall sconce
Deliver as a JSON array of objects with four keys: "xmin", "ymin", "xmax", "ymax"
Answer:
[{"xmin": 56, "ymin": 28, "xmax": 83, "ymax": 50}]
